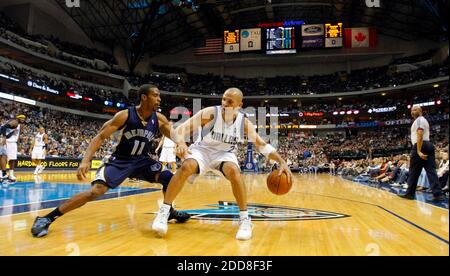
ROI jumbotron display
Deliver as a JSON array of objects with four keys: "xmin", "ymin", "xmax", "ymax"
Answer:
[
  {"xmin": 266, "ymin": 27, "xmax": 297, "ymax": 55},
  {"xmin": 222, "ymin": 21, "xmax": 351, "ymax": 55}
]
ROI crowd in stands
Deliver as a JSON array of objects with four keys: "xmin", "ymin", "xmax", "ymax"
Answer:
[
  {"xmin": 338, "ymin": 151, "xmax": 449, "ymax": 194},
  {"xmin": 1, "ymin": 98, "xmax": 448, "ymax": 195},
  {"xmin": 0, "ymin": 11, "xmax": 121, "ymax": 74},
  {"xmin": 128, "ymin": 60, "xmax": 448, "ymax": 96},
  {"xmin": 236, "ymin": 126, "xmax": 448, "ymax": 170},
  {"xmin": 391, "ymin": 49, "xmax": 438, "ymax": 65},
  {"xmin": 0, "ymin": 61, "xmax": 128, "ymax": 105},
  {"xmin": 2, "ymin": 10, "xmax": 449, "ymax": 100},
  {"xmin": 0, "ymin": 100, "xmax": 112, "ymax": 159}
]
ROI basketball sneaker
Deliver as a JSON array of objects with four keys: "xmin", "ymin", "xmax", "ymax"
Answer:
[
  {"xmin": 168, "ymin": 207, "xmax": 191, "ymax": 223},
  {"xmin": 236, "ymin": 217, "xmax": 253, "ymax": 241},
  {"xmin": 31, "ymin": 217, "xmax": 52, "ymax": 238},
  {"xmin": 8, "ymin": 175, "xmax": 16, "ymax": 181},
  {"xmin": 152, "ymin": 205, "xmax": 171, "ymax": 236}
]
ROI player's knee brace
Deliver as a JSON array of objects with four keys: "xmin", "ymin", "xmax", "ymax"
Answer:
[{"xmin": 158, "ymin": 170, "xmax": 173, "ymax": 192}]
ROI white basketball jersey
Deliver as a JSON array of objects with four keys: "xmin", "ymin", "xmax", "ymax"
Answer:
[
  {"xmin": 197, "ymin": 106, "xmax": 245, "ymax": 153},
  {"xmin": 34, "ymin": 133, "xmax": 46, "ymax": 148},
  {"xmin": 162, "ymin": 136, "xmax": 176, "ymax": 148},
  {"xmin": 6, "ymin": 125, "xmax": 20, "ymax": 143}
]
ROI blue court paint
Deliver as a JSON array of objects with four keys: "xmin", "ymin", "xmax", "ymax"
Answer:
[{"xmin": 0, "ymin": 181, "xmax": 160, "ymax": 215}]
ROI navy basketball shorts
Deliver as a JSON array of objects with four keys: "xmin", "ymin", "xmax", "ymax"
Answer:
[{"xmin": 93, "ymin": 155, "xmax": 162, "ymax": 189}]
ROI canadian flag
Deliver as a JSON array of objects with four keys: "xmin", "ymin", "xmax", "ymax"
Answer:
[{"xmin": 344, "ymin": 27, "xmax": 377, "ymax": 48}]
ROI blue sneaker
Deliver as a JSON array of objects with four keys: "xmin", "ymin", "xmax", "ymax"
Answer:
[{"xmin": 31, "ymin": 217, "xmax": 52, "ymax": 238}]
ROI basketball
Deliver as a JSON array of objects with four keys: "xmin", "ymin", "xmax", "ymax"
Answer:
[{"xmin": 267, "ymin": 169, "xmax": 292, "ymax": 195}]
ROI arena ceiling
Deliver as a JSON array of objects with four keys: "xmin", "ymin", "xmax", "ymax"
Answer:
[{"xmin": 54, "ymin": 0, "xmax": 448, "ymax": 71}]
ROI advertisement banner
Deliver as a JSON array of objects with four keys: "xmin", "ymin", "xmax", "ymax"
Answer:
[
  {"xmin": 244, "ymin": 143, "xmax": 257, "ymax": 172},
  {"xmin": 301, "ymin": 24, "xmax": 324, "ymax": 48},
  {"xmin": 13, "ymin": 158, "xmax": 102, "ymax": 170},
  {"xmin": 240, "ymin": 28, "xmax": 262, "ymax": 51}
]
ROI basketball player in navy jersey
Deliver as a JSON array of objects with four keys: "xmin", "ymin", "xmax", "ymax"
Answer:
[
  {"xmin": 153, "ymin": 88, "xmax": 293, "ymax": 240},
  {"xmin": 31, "ymin": 84, "xmax": 191, "ymax": 238}
]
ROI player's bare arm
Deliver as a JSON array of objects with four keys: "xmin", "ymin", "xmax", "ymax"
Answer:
[
  {"xmin": 77, "ymin": 110, "xmax": 129, "ymax": 180},
  {"xmin": 155, "ymin": 136, "xmax": 164, "ymax": 153},
  {"xmin": 175, "ymin": 106, "xmax": 216, "ymax": 141},
  {"xmin": 244, "ymin": 118, "xmax": 293, "ymax": 183},
  {"xmin": 157, "ymin": 112, "xmax": 189, "ymax": 158}
]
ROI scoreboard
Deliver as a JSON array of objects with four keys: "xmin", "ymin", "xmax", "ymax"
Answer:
[
  {"xmin": 224, "ymin": 30, "xmax": 240, "ymax": 53},
  {"xmin": 325, "ymin": 23, "xmax": 343, "ymax": 47},
  {"xmin": 221, "ymin": 22, "xmax": 345, "ymax": 55},
  {"xmin": 266, "ymin": 27, "xmax": 296, "ymax": 55}
]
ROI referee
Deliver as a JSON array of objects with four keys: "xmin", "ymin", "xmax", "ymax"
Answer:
[{"xmin": 399, "ymin": 105, "xmax": 444, "ymax": 202}]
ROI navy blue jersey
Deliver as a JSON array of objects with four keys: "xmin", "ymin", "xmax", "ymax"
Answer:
[{"xmin": 112, "ymin": 107, "xmax": 160, "ymax": 159}]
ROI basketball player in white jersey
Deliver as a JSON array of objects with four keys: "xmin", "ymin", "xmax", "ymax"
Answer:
[
  {"xmin": 0, "ymin": 115, "xmax": 27, "ymax": 181},
  {"xmin": 153, "ymin": 88, "xmax": 293, "ymax": 240},
  {"xmin": 156, "ymin": 122, "xmax": 178, "ymax": 173},
  {"xmin": 30, "ymin": 126, "xmax": 48, "ymax": 175}
]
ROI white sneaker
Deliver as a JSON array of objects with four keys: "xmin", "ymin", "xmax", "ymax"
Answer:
[
  {"xmin": 152, "ymin": 205, "xmax": 171, "ymax": 236},
  {"xmin": 8, "ymin": 175, "xmax": 16, "ymax": 181},
  {"xmin": 402, "ymin": 184, "xmax": 408, "ymax": 189},
  {"xmin": 236, "ymin": 218, "xmax": 253, "ymax": 241},
  {"xmin": 391, "ymin": 183, "xmax": 401, "ymax": 187}
]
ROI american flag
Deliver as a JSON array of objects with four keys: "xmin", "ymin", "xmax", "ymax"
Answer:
[{"xmin": 194, "ymin": 38, "xmax": 223, "ymax": 56}]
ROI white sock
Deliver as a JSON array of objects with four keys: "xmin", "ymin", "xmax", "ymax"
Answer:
[
  {"xmin": 240, "ymin": 211, "xmax": 249, "ymax": 220},
  {"xmin": 34, "ymin": 166, "xmax": 40, "ymax": 174},
  {"xmin": 9, "ymin": 170, "xmax": 14, "ymax": 177}
]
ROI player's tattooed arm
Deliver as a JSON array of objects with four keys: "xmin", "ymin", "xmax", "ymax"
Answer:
[
  {"xmin": 77, "ymin": 110, "xmax": 128, "ymax": 180},
  {"xmin": 244, "ymin": 118, "xmax": 293, "ymax": 183}
]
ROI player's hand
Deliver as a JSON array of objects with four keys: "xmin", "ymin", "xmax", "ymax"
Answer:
[
  {"xmin": 176, "ymin": 143, "xmax": 191, "ymax": 159},
  {"xmin": 417, "ymin": 151, "xmax": 428, "ymax": 160},
  {"xmin": 77, "ymin": 161, "xmax": 91, "ymax": 181},
  {"xmin": 279, "ymin": 163, "xmax": 293, "ymax": 184}
]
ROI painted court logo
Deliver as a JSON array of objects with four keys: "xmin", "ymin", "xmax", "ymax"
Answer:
[{"xmin": 175, "ymin": 201, "xmax": 349, "ymax": 221}]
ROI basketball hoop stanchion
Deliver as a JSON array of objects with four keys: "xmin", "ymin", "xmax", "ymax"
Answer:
[{"xmin": 244, "ymin": 143, "xmax": 257, "ymax": 173}]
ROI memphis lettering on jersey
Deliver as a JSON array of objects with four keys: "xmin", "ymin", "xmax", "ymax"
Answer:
[
  {"xmin": 210, "ymin": 130, "xmax": 239, "ymax": 145},
  {"xmin": 123, "ymin": 129, "xmax": 155, "ymax": 141}
]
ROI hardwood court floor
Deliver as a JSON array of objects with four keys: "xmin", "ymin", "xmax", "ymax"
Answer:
[{"xmin": 0, "ymin": 172, "xmax": 448, "ymax": 256}]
